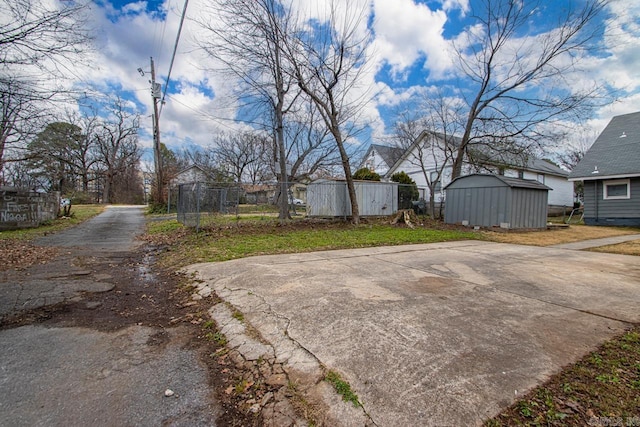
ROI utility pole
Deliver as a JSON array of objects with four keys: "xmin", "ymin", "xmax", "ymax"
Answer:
[{"xmin": 150, "ymin": 57, "xmax": 164, "ymax": 205}]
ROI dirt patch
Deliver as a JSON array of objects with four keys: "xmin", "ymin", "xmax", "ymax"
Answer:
[
  {"xmin": 482, "ymin": 224, "xmax": 639, "ymax": 246},
  {"xmin": 0, "ymin": 243, "xmax": 264, "ymax": 426}
]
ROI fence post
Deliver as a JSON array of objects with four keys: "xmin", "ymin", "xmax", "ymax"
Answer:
[
  {"xmin": 196, "ymin": 181, "xmax": 201, "ymax": 232},
  {"xmin": 167, "ymin": 186, "xmax": 171, "ymax": 214}
]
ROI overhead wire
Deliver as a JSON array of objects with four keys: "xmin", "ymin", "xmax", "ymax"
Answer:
[
  {"xmin": 154, "ymin": 0, "xmax": 172, "ymax": 64},
  {"xmin": 165, "ymin": 94, "xmax": 265, "ymax": 130},
  {"xmin": 159, "ymin": 0, "xmax": 189, "ymax": 118}
]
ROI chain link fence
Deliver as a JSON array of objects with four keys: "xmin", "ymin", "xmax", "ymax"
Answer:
[{"xmin": 176, "ymin": 182, "xmax": 242, "ymax": 229}]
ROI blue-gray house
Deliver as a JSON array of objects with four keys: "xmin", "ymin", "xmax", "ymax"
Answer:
[{"xmin": 569, "ymin": 111, "xmax": 640, "ymax": 226}]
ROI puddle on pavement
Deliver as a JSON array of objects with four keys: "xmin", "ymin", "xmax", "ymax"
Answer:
[{"xmin": 137, "ymin": 251, "xmax": 156, "ymax": 284}]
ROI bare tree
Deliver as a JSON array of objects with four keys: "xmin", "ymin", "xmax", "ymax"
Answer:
[
  {"xmin": 394, "ymin": 93, "xmax": 462, "ymax": 217},
  {"xmin": 450, "ymin": 0, "xmax": 609, "ymax": 179},
  {"xmin": 0, "ymin": 78, "xmax": 52, "ymax": 182},
  {"xmin": 283, "ymin": 99, "xmax": 342, "ymax": 183},
  {"xmin": 94, "ymin": 98, "xmax": 141, "ymax": 204},
  {"xmin": 0, "ymin": 0, "xmax": 90, "ymax": 180},
  {"xmin": 287, "ymin": 1, "xmax": 374, "ymax": 224},
  {"xmin": 197, "ymin": 0, "xmax": 300, "ymax": 220},
  {"xmin": 0, "ymin": 0, "xmax": 88, "ymax": 69},
  {"xmin": 211, "ymin": 131, "xmax": 268, "ymax": 184}
]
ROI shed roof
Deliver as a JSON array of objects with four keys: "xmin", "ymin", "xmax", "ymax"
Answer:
[
  {"xmin": 444, "ymin": 174, "xmax": 552, "ymax": 190},
  {"xmin": 569, "ymin": 111, "xmax": 640, "ymax": 180}
]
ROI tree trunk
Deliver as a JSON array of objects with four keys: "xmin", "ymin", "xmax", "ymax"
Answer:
[
  {"xmin": 333, "ymin": 129, "xmax": 359, "ymax": 224},
  {"xmin": 102, "ymin": 175, "xmax": 111, "ymax": 204},
  {"xmin": 428, "ymin": 188, "xmax": 436, "ymax": 218}
]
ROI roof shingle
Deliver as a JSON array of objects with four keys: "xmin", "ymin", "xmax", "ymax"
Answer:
[{"xmin": 569, "ymin": 111, "xmax": 640, "ymax": 180}]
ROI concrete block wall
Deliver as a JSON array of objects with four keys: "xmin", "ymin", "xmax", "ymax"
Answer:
[{"xmin": 0, "ymin": 187, "xmax": 60, "ymax": 231}]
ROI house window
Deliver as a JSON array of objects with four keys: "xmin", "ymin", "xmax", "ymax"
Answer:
[{"xmin": 603, "ymin": 179, "xmax": 630, "ymax": 200}]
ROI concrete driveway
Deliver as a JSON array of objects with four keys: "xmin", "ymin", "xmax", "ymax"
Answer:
[{"xmin": 185, "ymin": 241, "xmax": 640, "ymax": 426}]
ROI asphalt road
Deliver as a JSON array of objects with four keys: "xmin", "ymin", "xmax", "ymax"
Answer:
[
  {"xmin": 36, "ymin": 205, "xmax": 146, "ymax": 252},
  {"xmin": 0, "ymin": 206, "xmax": 219, "ymax": 427}
]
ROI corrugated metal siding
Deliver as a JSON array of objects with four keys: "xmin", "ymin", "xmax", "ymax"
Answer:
[
  {"xmin": 510, "ymin": 188, "xmax": 548, "ymax": 228},
  {"xmin": 354, "ymin": 182, "xmax": 397, "ymax": 216},
  {"xmin": 307, "ymin": 181, "xmax": 399, "ymax": 217},
  {"xmin": 307, "ymin": 181, "xmax": 349, "ymax": 217},
  {"xmin": 583, "ymin": 178, "xmax": 640, "ymax": 224},
  {"xmin": 445, "ymin": 175, "xmax": 548, "ymax": 228},
  {"xmin": 445, "ymin": 186, "xmax": 511, "ymax": 227}
]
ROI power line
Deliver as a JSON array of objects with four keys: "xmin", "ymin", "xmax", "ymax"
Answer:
[
  {"xmin": 165, "ymin": 94, "xmax": 264, "ymax": 130},
  {"xmin": 154, "ymin": 0, "xmax": 172, "ymax": 63},
  {"xmin": 159, "ymin": 0, "xmax": 189, "ymax": 118}
]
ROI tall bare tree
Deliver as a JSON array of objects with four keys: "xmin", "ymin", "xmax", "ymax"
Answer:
[
  {"xmin": 0, "ymin": 79, "xmax": 48, "ymax": 179},
  {"xmin": 197, "ymin": 0, "xmax": 300, "ymax": 220},
  {"xmin": 450, "ymin": 0, "xmax": 609, "ymax": 179},
  {"xmin": 94, "ymin": 98, "xmax": 141, "ymax": 204},
  {"xmin": 0, "ymin": 0, "xmax": 90, "ymax": 181},
  {"xmin": 284, "ymin": 103, "xmax": 341, "ymax": 183},
  {"xmin": 287, "ymin": 1, "xmax": 374, "ymax": 224}
]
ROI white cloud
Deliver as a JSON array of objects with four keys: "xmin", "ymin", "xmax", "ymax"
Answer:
[
  {"xmin": 371, "ymin": 0, "xmax": 452, "ymax": 80},
  {"xmin": 61, "ymin": 0, "xmax": 640, "ymax": 159}
]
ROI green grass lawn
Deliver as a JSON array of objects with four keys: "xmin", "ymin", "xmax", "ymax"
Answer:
[{"xmin": 145, "ymin": 217, "xmax": 478, "ymax": 267}]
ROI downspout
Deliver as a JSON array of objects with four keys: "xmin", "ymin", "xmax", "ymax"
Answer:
[{"xmin": 594, "ymin": 181, "xmax": 599, "ymax": 223}]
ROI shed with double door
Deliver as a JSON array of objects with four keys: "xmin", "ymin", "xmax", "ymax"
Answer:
[
  {"xmin": 444, "ymin": 174, "xmax": 550, "ymax": 229},
  {"xmin": 307, "ymin": 179, "xmax": 399, "ymax": 217}
]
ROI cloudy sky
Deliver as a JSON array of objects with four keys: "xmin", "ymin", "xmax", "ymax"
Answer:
[{"xmin": 80, "ymin": 0, "xmax": 640, "ymax": 159}]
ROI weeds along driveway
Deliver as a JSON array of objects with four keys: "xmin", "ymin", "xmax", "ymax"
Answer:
[{"xmin": 185, "ymin": 240, "xmax": 640, "ymax": 427}]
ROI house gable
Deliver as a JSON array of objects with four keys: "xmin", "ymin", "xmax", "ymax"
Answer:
[
  {"xmin": 360, "ymin": 144, "xmax": 404, "ymax": 175},
  {"xmin": 384, "ymin": 130, "xmax": 572, "ymax": 206},
  {"xmin": 569, "ymin": 111, "xmax": 640, "ymax": 181}
]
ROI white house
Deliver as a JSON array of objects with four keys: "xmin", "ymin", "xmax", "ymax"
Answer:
[
  {"xmin": 359, "ymin": 144, "xmax": 405, "ymax": 176},
  {"xmin": 384, "ymin": 131, "xmax": 574, "ymax": 209}
]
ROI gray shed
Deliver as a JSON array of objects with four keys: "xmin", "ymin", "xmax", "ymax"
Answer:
[
  {"xmin": 444, "ymin": 174, "xmax": 550, "ymax": 229},
  {"xmin": 307, "ymin": 179, "xmax": 398, "ymax": 217}
]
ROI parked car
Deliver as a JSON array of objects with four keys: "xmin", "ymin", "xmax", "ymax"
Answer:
[{"xmin": 289, "ymin": 197, "xmax": 304, "ymax": 205}]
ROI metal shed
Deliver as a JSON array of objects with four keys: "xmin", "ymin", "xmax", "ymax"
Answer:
[
  {"xmin": 307, "ymin": 179, "xmax": 398, "ymax": 217},
  {"xmin": 444, "ymin": 174, "xmax": 550, "ymax": 229}
]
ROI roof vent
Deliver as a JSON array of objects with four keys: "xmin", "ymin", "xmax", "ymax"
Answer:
[
  {"xmin": 620, "ymin": 132, "xmax": 627, "ymax": 138},
  {"xmin": 592, "ymin": 166, "xmax": 599, "ymax": 174}
]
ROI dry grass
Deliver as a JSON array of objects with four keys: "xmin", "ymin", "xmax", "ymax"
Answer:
[
  {"xmin": 589, "ymin": 239, "xmax": 640, "ymax": 256},
  {"xmin": 482, "ymin": 225, "xmax": 638, "ymax": 247}
]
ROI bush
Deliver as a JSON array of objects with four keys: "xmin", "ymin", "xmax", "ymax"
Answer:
[
  {"xmin": 353, "ymin": 168, "xmax": 381, "ymax": 181},
  {"xmin": 391, "ymin": 171, "xmax": 419, "ymax": 209}
]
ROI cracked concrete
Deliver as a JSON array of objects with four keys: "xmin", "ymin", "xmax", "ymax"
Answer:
[
  {"xmin": 185, "ymin": 240, "xmax": 640, "ymax": 426},
  {"xmin": 0, "ymin": 278, "xmax": 114, "ymax": 317},
  {"xmin": 200, "ymin": 283, "xmax": 372, "ymax": 426}
]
